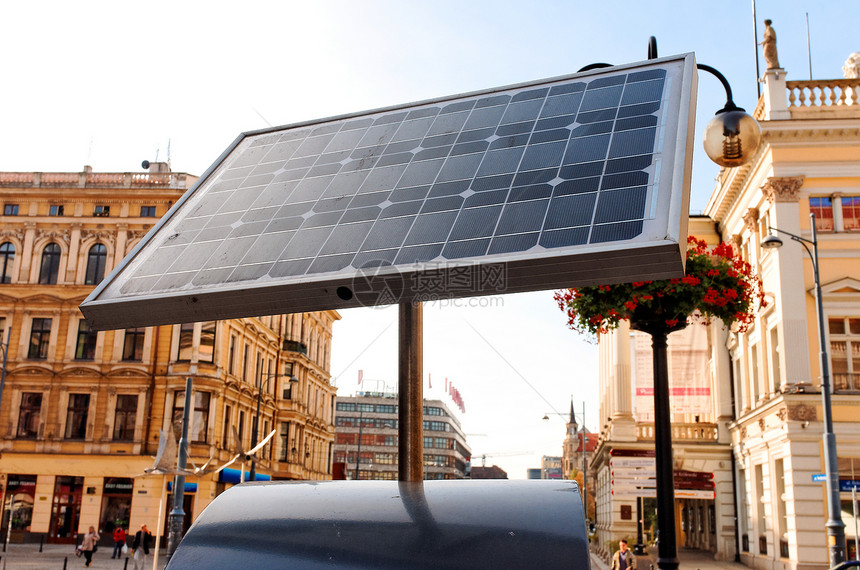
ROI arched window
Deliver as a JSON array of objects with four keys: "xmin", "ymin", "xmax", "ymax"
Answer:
[
  {"xmin": 38, "ymin": 243, "xmax": 61, "ymax": 284},
  {"xmin": 0, "ymin": 242, "xmax": 14, "ymax": 283},
  {"xmin": 85, "ymin": 243, "xmax": 107, "ymax": 285}
]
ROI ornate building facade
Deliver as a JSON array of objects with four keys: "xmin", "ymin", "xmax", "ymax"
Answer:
[
  {"xmin": 703, "ymin": 57, "xmax": 860, "ymax": 569},
  {"xmin": 0, "ymin": 165, "xmax": 339, "ymax": 545}
]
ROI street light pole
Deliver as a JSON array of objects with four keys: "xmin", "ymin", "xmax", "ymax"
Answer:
[
  {"xmin": 763, "ymin": 213, "xmax": 846, "ymax": 566},
  {"xmin": 167, "ymin": 376, "xmax": 192, "ymax": 561}
]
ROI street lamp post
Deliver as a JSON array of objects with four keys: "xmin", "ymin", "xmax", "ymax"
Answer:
[
  {"xmin": 762, "ymin": 213, "xmax": 846, "ymax": 566},
  {"xmin": 167, "ymin": 376, "xmax": 192, "ymax": 561},
  {"xmin": 250, "ymin": 372, "xmax": 299, "ymax": 481}
]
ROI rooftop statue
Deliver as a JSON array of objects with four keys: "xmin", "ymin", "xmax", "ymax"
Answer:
[
  {"xmin": 844, "ymin": 52, "xmax": 860, "ymax": 79},
  {"xmin": 761, "ymin": 19, "xmax": 780, "ymax": 70}
]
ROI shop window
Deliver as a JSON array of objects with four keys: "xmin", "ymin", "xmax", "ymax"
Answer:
[
  {"xmin": 64, "ymin": 394, "xmax": 90, "ymax": 439},
  {"xmin": 16, "ymin": 392, "xmax": 42, "ymax": 438},
  {"xmin": 172, "ymin": 390, "xmax": 210, "ymax": 443},
  {"xmin": 122, "ymin": 328, "xmax": 145, "ymax": 361},
  {"xmin": 38, "ymin": 243, "xmax": 61, "ymax": 284},
  {"xmin": 3, "ymin": 475, "xmax": 37, "ymax": 534},
  {"xmin": 74, "ymin": 320, "xmax": 97, "ymax": 360},
  {"xmin": 100, "ymin": 477, "xmax": 133, "ymax": 537},
  {"xmin": 0, "ymin": 242, "xmax": 14, "ymax": 283},
  {"xmin": 113, "ymin": 395, "xmax": 138, "ymax": 441},
  {"xmin": 85, "ymin": 243, "xmax": 107, "ymax": 285},
  {"xmin": 28, "ymin": 318, "xmax": 51, "ymax": 359}
]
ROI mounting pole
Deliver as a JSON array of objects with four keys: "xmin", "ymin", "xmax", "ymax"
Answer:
[{"xmin": 398, "ymin": 302, "xmax": 423, "ymax": 481}]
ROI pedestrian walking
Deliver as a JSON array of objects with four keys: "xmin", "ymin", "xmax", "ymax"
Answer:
[
  {"xmin": 610, "ymin": 539, "xmax": 637, "ymax": 570},
  {"xmin": 131, "ymin": 524, "xmax": 153, "ymax": 570},
  {"xmin": 112, "ymin": 526, "xmax": 127, "ymax": 559},
  {"xmin": 80, "ymin": 526, "xmax": 100, "ymax": 568}
]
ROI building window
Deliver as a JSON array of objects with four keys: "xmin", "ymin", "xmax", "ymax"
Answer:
[
  {"xmin": 242, "ymin": 344, "xmax": 250, "ymax": 381},
  {"xmin": 38, "ymin": 243, "xmax": 61, "ymax": 284},
  {"xmin": 222, "ymin": 404, "xmax": 232, "ymax": 447},
  {"xmin": 64, "ymin": 394, "xmax": 90, "ymax": 439},
  {"xmin": 809, "ymin": 197, "xmax": 834, "ymax": 232},
  {"xmin": 279, "ymin": 422, "xmax": 291, "ymax": 462},
  {"xmin": 228, "ymin": 334, "xmax": 236, "ymax": 375},
  {"xmin": 172, "ymin": 390, "xmax": 211, "ymax": 443},
  {"xmin": 28, "ymin": 318, "xmax": 51, "ymax": 359},
  {"xmin": 85, "ymin": 243, "xmax": 107, "ymax": 285},
  {"xmin": 113, "ymin": 395, "xmax": 138, "ymax": 441},
  {"xmin": 75, "ymin": 320, "xmax": 97, "ymax": 360},
  {"xmin": 829, "ymin": 317, "xmax": 860, "ymax": 391},
  {"xmin": 238, "ymin": 410, "xmax": 245, "ymax": 445},
  {"xmin": 0, "ymin": 242, "xmax": 14, "ymax": 283},
  {"xmin": 177, "ymin": 323, "xmax": 194, "ymax": 361},
  {"xmin": 3, "ymin": 204, "xmax": 19, "ymax": 216},
  {"xmin": 843, "ymin": 196, "xmax": 860, "ymax": 231},
  {"xmin": 140, "ymin": 206, "xmax": 156, "ymax": 217},
  {"xmin": 93, "ymin": 205, "xmax": 110, "ymax": 217},
  {"xmin": 122, "ymin": 328, "xmax": 145, "ymax": 361},
  {"xmin": 49, "ymin": 205, "xmax": 64, "ymax": 216},
  {"xmin": 199, "ymin": 321, "xmax": 215, "ymax": 363},
  {"xmin": 17, "ymin": 392, "xmax": 42, "ymax": 438}
]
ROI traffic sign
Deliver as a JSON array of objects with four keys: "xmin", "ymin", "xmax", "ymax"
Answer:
[
  {"xmin": 612, "ymin": 483, "xmax": 657, "ymax": 493},
  {"xmin": 674, "ymin": 470, "xmax": 714, "ymax": 480},
  {"xmin": 612, "ymin": 488, "xmax": 657, "ymax": 499},
  {"xmin": 610, "ymin": 458, "xmax": 656, "ymax": 468},
  {"xmin": 674, "ymin": 489, "xmax": 715, "ymax": 500},
  {"xmin": 610, "ymin": 449, "xmax": 656, "ymax": 458},
  {"xmin": 611, "ymin": 468, "xmax": 656, "ymax": 478},
  {"xmin": 812, "ymin": 473, "xmax": 826, "ymax": 482}
]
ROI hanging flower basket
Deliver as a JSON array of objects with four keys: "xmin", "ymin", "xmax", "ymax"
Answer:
[{"xmin": 554, "ymin": 236, "xmax": 766, "ymax": 336}]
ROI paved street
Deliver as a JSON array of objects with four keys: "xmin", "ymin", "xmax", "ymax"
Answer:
[
  {"xmin": 591, "ymin": 548, "xmax": 750, "ymax": 570},
  {"xmin": 0, "ymin": 544, "xmax": 169, "ymax": 569}
]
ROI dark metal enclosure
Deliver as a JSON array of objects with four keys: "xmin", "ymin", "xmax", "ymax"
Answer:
[{"xmin": 166, "ymin": 479, "xmax": 591, "ymax": 569}]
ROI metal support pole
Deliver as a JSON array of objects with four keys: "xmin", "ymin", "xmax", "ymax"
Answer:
[
  {"xmin": 810, "ymin": 215, "xmax": 847, "ymax": 566},
  {"xmin": 398, "ymin": 302, "xmax": 423, "ymax": 482},
  {"xmin": 650, "ymin": 329, "xmax": 679, "ymax": 570},
  {"xmin": 167, "ymin": 377, "xmax": 192, "ymax": 561}
]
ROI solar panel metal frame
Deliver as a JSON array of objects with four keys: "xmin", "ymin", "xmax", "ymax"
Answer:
[{"xmin": 81, "ymin": 53, "xmax": 696, "ymax": 330}]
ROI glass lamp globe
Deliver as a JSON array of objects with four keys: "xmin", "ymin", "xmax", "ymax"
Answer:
[{"xmin": 702, "ymin": 109, "xmax": 762, "ymax": 168}]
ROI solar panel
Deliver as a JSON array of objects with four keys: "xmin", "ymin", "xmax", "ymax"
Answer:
[{"xmin": 81, "ymin": 54, "xmax": 696, "ymax": 330}]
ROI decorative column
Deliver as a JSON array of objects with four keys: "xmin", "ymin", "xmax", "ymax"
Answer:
[{"xmin": 762, "ymin": 176, "xmax": 811, "ymax": 387}]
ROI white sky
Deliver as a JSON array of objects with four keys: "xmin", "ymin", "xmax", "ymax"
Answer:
[{"xmin": 2, "ymin": 1, "xmax": 858, "ymax": 478}]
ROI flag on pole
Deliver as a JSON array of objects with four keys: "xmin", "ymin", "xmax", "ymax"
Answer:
[
  {"xmin": 428, "ymin": 373, "xmax": 432, "ymax": 389},
  {"xmin": 358, "ymin": 369, "xmax": 364, "ymax": 385}
]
